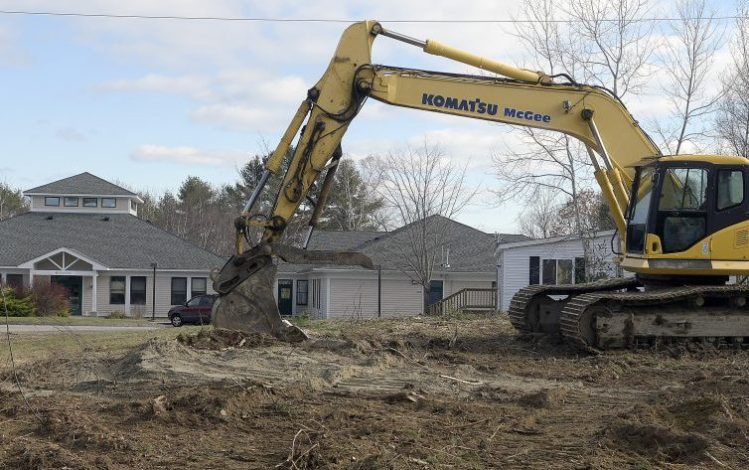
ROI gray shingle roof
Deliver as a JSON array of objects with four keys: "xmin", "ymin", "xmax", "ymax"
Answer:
[
  {"xmin": 25, "ymin": 172, "xmax": 137, "ymax": 196},
  {"xmin": 279, "ymin": 215, "xmax": 527, "ymax": 273},
  {"xmin": 305, "ymin": 231, "xmax": 384, "ymax": 251},
  {"xmin": 0, "ymin": 212, "xmax": 225, "ymax": 270}
]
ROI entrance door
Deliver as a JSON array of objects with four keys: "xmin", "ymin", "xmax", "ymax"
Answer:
[
  {"xmin": 277, "ymin": 279, "xmax": 293, "ymax": 315},
  {"xmin": 427, "ymin": 280, "xmax": 444, "ymax": 307},
  {"xmin": 51, "ymin": 276, "xmax": 83, "ymax": 316}
]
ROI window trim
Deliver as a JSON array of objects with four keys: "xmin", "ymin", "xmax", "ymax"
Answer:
[
  {"xmin": 44, "ymin": 196, "xmax": 60, "ymax": 207},
  {"xmin": 101, "ymin": 197, "xmax": 116, "ymax": 208},
  {"xmin": 171, "ymin": 277, "xmax": 187, "ymax": 305},
  {"xmin": 109, "ymin": 276, "xmax": 125, "ymax": 305},
  {"xmin": 82, "ymin": 198, "xmax": 98, "ymax": 208},
  {"xmin": 296, "ymin": 280, "xmax": 309, "ymax": 306},
  {"xmin": 63, "ymin": 197, "xmax": 79, "ymax": 207},
  {"xmin": 130, "ymin": 276, "xmax": 147, "ymax": 305}
]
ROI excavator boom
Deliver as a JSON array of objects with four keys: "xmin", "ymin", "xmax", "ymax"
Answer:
[{"xmin": 213, "ymin": 20, "xmax": 749, "ymax": 350}]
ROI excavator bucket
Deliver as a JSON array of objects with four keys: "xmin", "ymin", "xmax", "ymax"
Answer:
[{"xmin": 211, "ymin": 242, "xmax": 373, "ymax": 342}]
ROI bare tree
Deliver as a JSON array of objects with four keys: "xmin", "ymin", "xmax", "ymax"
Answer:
[
  {"xmin": 374, "ymin": 142, "xmax": 476, "ymax": 312},
  {"xmin": 716, "ymin": 1, "xmax": 749, "ymax": 158},
  {"xmin": 567, "ymin": 0, "xmax": 654, "ymax": 98},
  {"xmin": 653, "ymin": 0, "xmax": 722, "ymax": 154},
  {"xmin": 0, "ymin": 182, "xmax": 29, "ymax": 221},
  {"xmin": 317, "ymin": 159, "xmax": 385, "ymax": 231},
  {"xmin": 516, "ymin": 187, "xmax": 560, "ymax": 239},
  {"xmin": 495, "ymin": 0, "xmax": 653, "ymax": 280}
]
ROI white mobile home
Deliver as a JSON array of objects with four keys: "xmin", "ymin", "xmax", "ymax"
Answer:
[{"xmin": 495, "ymin": 230, "xmax": 625, "ymax": 311}]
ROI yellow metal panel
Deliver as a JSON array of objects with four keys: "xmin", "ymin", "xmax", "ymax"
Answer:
[
  {"xmin": 367, "ymin": 68, "xmax": 660, "ymax": 180},
  {"xmin": 658, "ymin": 154, "xmax": 749, "ymax": 165}
]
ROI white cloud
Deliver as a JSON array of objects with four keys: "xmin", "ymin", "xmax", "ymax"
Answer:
[
  {"xmin": 99, "ymin": 74, "xmax": 215, "ymax": 100},
  {"xmin": 189, "ymin": 104, "xmax": 276, "ymax": 132},
  {"xmin": 131, "ymin": 144, "xmax": 244, "ymax": 167}
]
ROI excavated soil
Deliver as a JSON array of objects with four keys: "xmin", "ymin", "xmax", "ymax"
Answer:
[{"xmin": 1, "ymin": 316, "xmax": 749, "ymax": 469}]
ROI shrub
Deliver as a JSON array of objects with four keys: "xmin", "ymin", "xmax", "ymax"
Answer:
[
  {"xmin": 31, "ymin": 280, "xmax": 70, "ymax": 317},
  {"xmin": 107, "ymin": 311, "xmax": 127, "ymax": 319},
  {"xmin": 0, "ymin": 287, "xmax": 35, "ymax": 317},
  {"xmin": 130, "ymin": 305, "xmax": 145, "ymax": 320}
]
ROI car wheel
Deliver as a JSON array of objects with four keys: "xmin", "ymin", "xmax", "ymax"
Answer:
[{"xmin": 171, "ymin": 314, "xmax": 183, "ymax": 327}]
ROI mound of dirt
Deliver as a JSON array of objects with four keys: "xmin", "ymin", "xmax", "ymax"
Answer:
[
  {"xmin": 518, "ymin": 388, "xmax": 568, "ymax": 409},
  {"xmin": 605, "ymin": 421, "xmax": 708, "ymax": 463},
  {"xmin": 36, "ymin": 407, "xmax": 131, "ymax": 451},
  {"xmin": 177, "ymin": 328, "xmax": 277, "ymax": 350},
  {"xmin": 5, "ymin": 438, "xmax": 100, "ymax": 470}
]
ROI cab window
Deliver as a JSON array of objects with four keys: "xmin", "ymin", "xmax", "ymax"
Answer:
[
  {"xmin": 717, "ymin": 170, "xmax": 744, "ymax": 210},
  {"xmin": 659, "ymin": 168, "xmax": 708, "ymax": 211},
  {"xmin": 657, "ymin": 167, "xmax": 708, "ymax": 253}
]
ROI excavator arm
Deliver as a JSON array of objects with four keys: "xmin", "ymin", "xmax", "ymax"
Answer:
[{"xmin": 211, "ymin": 20, "xmax": 661, "ymax": 339}]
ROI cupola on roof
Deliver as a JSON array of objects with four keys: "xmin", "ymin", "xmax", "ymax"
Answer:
[{"xmin": 25, "ymin": 172, "xmax": 137, "ymax": 197}]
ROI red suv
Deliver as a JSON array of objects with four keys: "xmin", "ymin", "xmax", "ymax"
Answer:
[{"xmin": 168, "ymin": 294, "xmax": 217, "ymax": 327}]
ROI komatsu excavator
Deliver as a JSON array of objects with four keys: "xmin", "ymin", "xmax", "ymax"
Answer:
[{"xmin": 212, "ymin": 20, "xmax": 749, "ymax": 348}]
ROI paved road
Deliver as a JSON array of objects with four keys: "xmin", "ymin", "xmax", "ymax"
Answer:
[{"xmin": 3, "ymin": 324, "xmax": 168, "ymax": 333}]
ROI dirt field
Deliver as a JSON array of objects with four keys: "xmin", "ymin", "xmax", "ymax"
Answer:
[{"xmin": 1, "ymin": 315, "xmax": 748, "ymax": 469}]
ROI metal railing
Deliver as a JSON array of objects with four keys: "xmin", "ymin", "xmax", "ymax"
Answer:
[{"xmin": 427, "ymin": 288, "xmax": 497, "ymax": 316}]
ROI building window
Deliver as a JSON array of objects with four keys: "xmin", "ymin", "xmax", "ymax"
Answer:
[
  {"xmin": 110, "ymin": 276, "xmax": 125, "ymax": 304},
  {"xmin": 574, "ymin": 257, "xmax": 586, "ymax": 284},
  {"xmin": 44, "ymin": 197, "xmax": 60, "ymax": 207},
  {"xmin": 130, "ymin": 276, "xmax": 146, "ymax": 305},
  {"xmin": 63, "ymin": 197, "xmax": 79, "ymax": 207},
  {"xmin": 296, "ymin": 280, "xmax": 308, "ymax": 305},
  {"xmin": 83, "ymin": 198, "xmax": 97, "ymax": 208},
  {"xmin": 5, "ymin": 274, "xmax": 23, "ymax": 288},
  {"xmin": 557, "ymin": 259, "xmax": 573, "ymax": 284},
  {"xmin": 171, "ymin": 277, "xmax": 187, "ymax": 305},
  {"xmin": 542, "ymin": 259, "xmax": 556, "ymax": 284},
  {"xmin": 529, "ymin": 256, "xmax": 540, "ymax": 285},
  {"xmin": 130, "ymin": 200, "xmax": 138, "ymax": 212},
  {"xmin": 102, "ymin": 198, "xmax": 116, "ymax": 208},
  {"xmin": 191, "ymin": 277, "xmax": 207, "ymax": 296}
]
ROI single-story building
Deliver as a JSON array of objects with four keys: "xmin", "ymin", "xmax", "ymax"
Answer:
[
  {"xmin": 277, "ymin": 215, "xmax": 527, "ymax": 319},
  {"xmin": 495, "ymin": 230, "xmax": 628, "ymax": 311},
  {"xmin": 0, "ymin": 172, "xmax": 223, "ymax": 317}
]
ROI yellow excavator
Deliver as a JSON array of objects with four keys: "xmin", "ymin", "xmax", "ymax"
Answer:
[{"xmin": 212, "ymin": 20, "xmax": 749, "ymax": 349}]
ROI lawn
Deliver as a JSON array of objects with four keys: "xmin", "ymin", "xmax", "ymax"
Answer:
[{"xmin": 1, "ymin": 315, "xmax": 167, "ymax": 327}]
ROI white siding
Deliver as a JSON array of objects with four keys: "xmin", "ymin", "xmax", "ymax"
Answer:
[
  {"xmin": 327, "ymin": 273, "xmax": 423, "ymax": 319},
  {"xmin": 96, "ymin": 271, "xmax": 215, "ymax": 317},
  {"xmin": 441, "ymin": 275, "xmax": 494, "ymax": 297}
]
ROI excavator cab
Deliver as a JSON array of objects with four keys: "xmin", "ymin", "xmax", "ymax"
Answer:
[{"xmin": 625, "ymin": 157, "xmax": 749, "ymax": 281}]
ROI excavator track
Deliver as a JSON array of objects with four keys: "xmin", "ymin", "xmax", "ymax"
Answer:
[
  {"xmin": 508, "ymin": 277, "xmax": 639, "ymax": 335},
  {"xmin": 559, "ymin": 284, "xmax": 749, "ymax": 350}
]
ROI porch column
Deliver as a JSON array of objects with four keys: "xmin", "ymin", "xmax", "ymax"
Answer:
[
  {"xmin": 125, "ymin": 274, "xmax": 131, "ymax": 316},
  {"xmin": 91, "ymin": 271, "xmax": 98, "ymax": 314},
  {"xmin": 0, "ymin": 272, "xmax": 5, "ymax": 284},
  {"xmin": 28, "ymin": 269, "xmax": 34, "ymax": 287}
]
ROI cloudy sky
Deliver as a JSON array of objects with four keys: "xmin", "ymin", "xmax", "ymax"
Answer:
[{"xmin": 0, "ymin": 0, "xmax": 739, "ymax": 233}]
